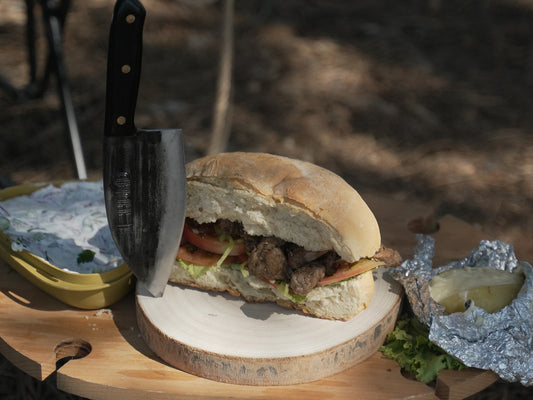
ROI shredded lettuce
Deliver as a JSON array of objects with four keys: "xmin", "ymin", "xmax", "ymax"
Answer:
[
  {"xmin": 240, "ymin": 263, "xmax": 249, "ymax": 278},
  {"xmin": 216, "ymin": 236, "xmax": 234, "ymax": 267},
  {"xmin": 178, "ymin": 259, "xmax": 212, "ymax": 278},
  {"xmin": 277, "ymin": 281, "xmax": 307, "ymax": 303},
  {"xmin": 380, "ymin": 315, "xmax": 465, "ymax": 383},
  {"xmin": 178, "ymin": 258, "xmax": 248, "ymax": 279}
]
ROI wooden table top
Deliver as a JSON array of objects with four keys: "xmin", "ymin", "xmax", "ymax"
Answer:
[{"xmin": 1, "ymin": 192, "xmax": 519, "ymax": 399}]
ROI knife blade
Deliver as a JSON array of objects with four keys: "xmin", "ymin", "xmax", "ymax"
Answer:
[{"xmin": 103, "ymin": 0, "xmax": 186, "ymax": 297}]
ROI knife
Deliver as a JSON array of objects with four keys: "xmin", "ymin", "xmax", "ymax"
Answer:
[{"xmin": 103, "ymin": 0, "xmax": 186, "ymax": 297}]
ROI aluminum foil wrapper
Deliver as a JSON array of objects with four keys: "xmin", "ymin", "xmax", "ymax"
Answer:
[{"xmin": 389, "ymin": 235, "xmax": 533, "ymax": 386}]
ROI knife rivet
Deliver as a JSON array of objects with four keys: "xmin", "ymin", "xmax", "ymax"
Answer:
[
  {"xmin": 117, "ymin": 116, "xmax": 127, "ymax": 125},
  {"xmin": 126, "ymin": 14, "xmax": 136, "ymax": 23},
  {"xmin": 121, "ymin": 65, "xmax": 131, "ymax": 74}
]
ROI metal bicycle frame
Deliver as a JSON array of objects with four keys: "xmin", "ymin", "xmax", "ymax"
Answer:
[{"xmin": 0, "ymin": 0, "xmax": 87, "ymax": 180}]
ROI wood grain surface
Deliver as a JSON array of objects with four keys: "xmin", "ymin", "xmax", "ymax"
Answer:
[
  {"xmin": 0, "ymin": 192, "xmax": 517, "ymax": 399},
  {"xmin": 0, "ymin": 258, "xmax": 433, "ymax": 400},
  {"xmin": 136, "ymin": 267, "xmax": 402, "ymax": 385}
]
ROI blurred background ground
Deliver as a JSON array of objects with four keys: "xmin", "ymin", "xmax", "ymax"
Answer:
[{"xmin": 1, "ymin": 0, "xmax": 532, "ymax": 398}]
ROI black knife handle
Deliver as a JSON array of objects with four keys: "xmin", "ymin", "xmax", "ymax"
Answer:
[{"xmin": 104, "ymin": 0, "xmax": 146, "ymax": 137}]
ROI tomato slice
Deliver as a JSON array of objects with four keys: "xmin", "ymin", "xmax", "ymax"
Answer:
[
  {"xmin": 317, "ymin": 259, "xmax": 381, "ymax": 286},
  {"xmin": 177, "ymin": 244, "xmax": 242, "ymax": 267},
  {"xmin": 263, "ymin": 279, "xmax": 277, "ymax": 290},
  {"xmin": 182, "ymin": 224, "xmax": 245, "ymax": 256}
]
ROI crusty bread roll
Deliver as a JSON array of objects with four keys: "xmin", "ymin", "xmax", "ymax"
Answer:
[
  {"xmin": 170, "ymin": 152, "xmax": 383, "ymax": 320},
  {"xmin": 185, "ymin": 152, "xmax": 381, "ymax": 262}
]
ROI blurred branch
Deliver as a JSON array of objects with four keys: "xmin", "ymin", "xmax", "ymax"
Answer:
[{"xmin": 207, "ymin": 0, "xmax": 234, "ymax": 155}]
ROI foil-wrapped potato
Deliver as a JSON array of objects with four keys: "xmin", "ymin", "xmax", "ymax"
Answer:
[
  {"xmin": 390, "ymin": 236, "xmax": 533, "ymax": 385},
  {"xmin": 429, "ymin": 266, "xmax": 525, "ymax": 314}
]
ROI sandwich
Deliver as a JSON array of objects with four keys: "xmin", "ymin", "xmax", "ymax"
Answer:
[{"xmin": 170, "ymin": 152, "xmax": 400, "ymax": 320}]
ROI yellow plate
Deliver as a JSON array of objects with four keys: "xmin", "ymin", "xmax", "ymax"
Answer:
[{"xmin": 0, "ymin": 181, "xmax": 134, "ymax": 309}]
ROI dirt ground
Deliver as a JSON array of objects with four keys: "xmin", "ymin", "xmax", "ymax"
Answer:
[{"xmin": 1, "ymin": 0, "xmax": 533, "ymax": 398}]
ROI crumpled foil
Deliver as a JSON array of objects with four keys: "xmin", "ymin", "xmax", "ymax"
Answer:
[{"xmin": 389, "ymin": 235, "xmax": 533, "ymax": 386}]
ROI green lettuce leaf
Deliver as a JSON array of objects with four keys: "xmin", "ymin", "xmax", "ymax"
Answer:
[
  {"xmin": 178, "ymin": 259, "xmax": 212, "ymax": 278},
  {"xmin": 178, "ymin": 259, "xmax": 248, "ymax": 279},
  {"xmin": 277, "ymin": 281, "xmax": 307, "ymax": 303},
  {"xmin": 380, "ymin": 316, "xmax": 465, "ymax": 383}
]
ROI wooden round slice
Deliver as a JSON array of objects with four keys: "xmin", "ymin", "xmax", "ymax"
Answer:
[{"xmin": 136, "ymin": 268, "xmax": 402, "ymax": 386}]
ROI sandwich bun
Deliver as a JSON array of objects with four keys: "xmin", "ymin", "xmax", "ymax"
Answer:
[
  {"xmin": 171, "ymin": 152, "xmax": 384, "ymax": 320},
  {"xmin": 185, "ymin": 152, "xmax": 381, "ymax": 262}
]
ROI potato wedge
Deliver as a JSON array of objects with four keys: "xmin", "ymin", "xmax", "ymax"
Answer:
[{"xmin": 429, "ymin": 266, "xmax": 525, "ymax": 314}]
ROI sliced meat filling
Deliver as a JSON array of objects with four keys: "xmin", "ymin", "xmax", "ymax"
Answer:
[
  {"xmin": 290, "ymin": 265, "xmax": 326, "ymax": 296},
  {"xmin": 197, "ymin": 219, "xmax": 400, "ymax": 296},
  {"xmin": 373, "ymin": 245, "xmax": 402, "ymax": 267},
  {"xmin": 247, "ymin": 237, "xmax": 288, "ymax": 281}
]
